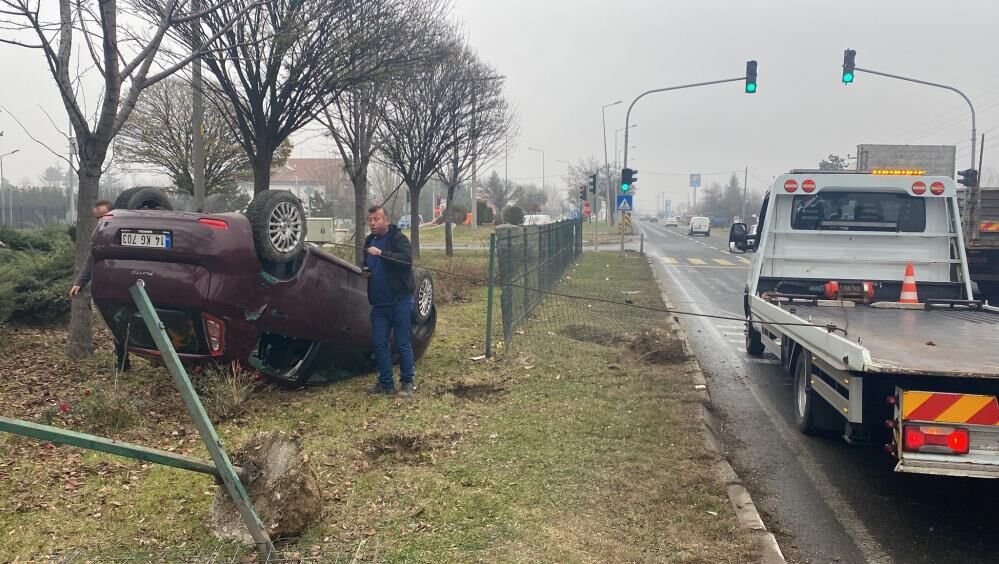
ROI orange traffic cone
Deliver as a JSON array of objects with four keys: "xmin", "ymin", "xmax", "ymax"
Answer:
[{"xmin": 899, "ymin": 262, "xmax": 919, "ymax": 304}]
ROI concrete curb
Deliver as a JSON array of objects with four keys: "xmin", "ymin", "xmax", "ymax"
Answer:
[{"xmin": 647, "ymin": 255, "xmax": 786, "ymax": 564}]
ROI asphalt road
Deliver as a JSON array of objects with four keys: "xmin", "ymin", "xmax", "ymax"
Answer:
[{"xmin": 635, "ymin": 220, "xmax": 999, "ymax": 564}]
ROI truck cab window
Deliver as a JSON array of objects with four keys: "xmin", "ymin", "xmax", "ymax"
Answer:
[{"xmin": 791, "ymin": 191, "xmax": 925, "ymax": 232}]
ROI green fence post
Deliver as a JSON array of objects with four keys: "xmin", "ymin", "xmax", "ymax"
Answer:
[
  {"xmin": 129, "ymin": 282, "xmax": 275, "ymax": 554},
  {"xmin": 485, "ymin": 233, "xmax": 497, "ymax": 358}
]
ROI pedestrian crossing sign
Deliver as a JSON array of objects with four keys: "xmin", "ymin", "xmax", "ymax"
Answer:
[{"xmin": 616, "ymin": 195, "xmax": 633, "ymax": 211}]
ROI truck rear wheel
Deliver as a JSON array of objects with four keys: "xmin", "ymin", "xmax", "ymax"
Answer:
[
  {"xmin": 746, "ymin": 315, "xmax": 765, "ymax": 356},
  {"xmin": 794, "ymin": 352, "xmax": 820, "ymax": 434}
]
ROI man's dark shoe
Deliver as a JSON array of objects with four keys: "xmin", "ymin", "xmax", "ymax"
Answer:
[
  {"xmin": 367, "ymin": 383, "xmax": 397, "ymax": 395},
  {"xmin": 399, "ymin": 382, "xmax": 416, "ymax": 397}
]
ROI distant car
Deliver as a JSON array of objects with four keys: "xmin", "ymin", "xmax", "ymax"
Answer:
[
  {"xmin": 397, "ymin": 214, "xmax": 424, "ymax": 229},
  {"xmin": 688, "ymin": 216, "xmax": 711, "ymax": 237},
  {"xmin": 664, "ymin": 217, "xmax": 679, "ymax": 227},
  {"xmin": 523, "ymin": 214, "xmax": 553, "ymax": 226},
  {"xmin": 90, "ymin": 187, "xmax": 437, "ymax": 388},
  {"xmin": 649, "ymin": 217, "xmax": 659, "ymax": 223}
]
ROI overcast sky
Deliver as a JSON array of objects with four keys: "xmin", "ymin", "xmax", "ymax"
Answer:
[{"xmin": 2, "ymin": 0, "xmax": 998, "ymax": 215}]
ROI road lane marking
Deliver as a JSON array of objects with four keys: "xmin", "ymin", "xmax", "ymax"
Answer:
[
  {"xmin": 663, "ymin": 256, "xmax": 678, "ymax": 264},
  {"xmin": 713, "ymin": 259, "xmax": 735, "ymax": 266},
  {"xmin": 737, "ymin": 257, "xmax": 752, "ymax": 264},
  {"xmin": 688, "ymin": 258, "xmax": 707, "ymax": 265}
]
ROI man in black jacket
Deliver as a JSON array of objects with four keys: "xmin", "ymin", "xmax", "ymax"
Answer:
[{"xmin": 363, "ymin": 205, "xmax": 416, "ymax": 396}]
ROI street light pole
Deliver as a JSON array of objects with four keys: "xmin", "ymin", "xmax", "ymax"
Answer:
[{"xmin": 601, "ymin": 100, "xmax": 622, "ymax": 226}]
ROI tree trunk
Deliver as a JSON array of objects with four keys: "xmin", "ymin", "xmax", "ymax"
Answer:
[
  {"xmin": 67, "ymin": 164, "xmax": 102, "ymax": 359},
  {"xmin": 351, "ymin": 164, "xmax": 369, "ymax": 265},
  {"xmin": 445, "ymin": 185, "xmax": 456, "ymax": 257},
  {"xmin": 251, "ymin": 151, "xmax": 274, "ymax": 195},
  {"xmin": 409, "ymin": 184, "xmax": 421, "ymax": 259}
]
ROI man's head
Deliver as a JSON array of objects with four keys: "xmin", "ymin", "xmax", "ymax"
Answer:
[
  {"xmin": 93, "ymin": 200, "xmax": 112, "ymax": 219},
  {"xmin": 367, "ymin": 205, "xmax": 390, "ymax": 236}
]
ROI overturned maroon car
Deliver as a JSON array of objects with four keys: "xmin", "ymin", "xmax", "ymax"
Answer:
[{"xmin": 89, "ymin": 187, "xmax": 436, "ymax": 387}]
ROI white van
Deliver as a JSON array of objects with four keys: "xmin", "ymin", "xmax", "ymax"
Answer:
[
  {"xmin": 688, "ymin": 216, "xmax": 711, "ymax": 236},
  {"xmin": 523, "ymin": 214, "xmax": 553, "ymax": 226}
]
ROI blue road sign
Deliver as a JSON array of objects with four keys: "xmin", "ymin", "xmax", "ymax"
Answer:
[
  {"xmin": 616, "ymin": 194, "xmax": 633, "ymax": 212},
  {"xmin": 690, "ymin": 173, "xmax": 701, "ymax": 188}
]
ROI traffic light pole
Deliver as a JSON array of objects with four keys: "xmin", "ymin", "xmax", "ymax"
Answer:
[
  {"xmin": 854, "ymin": 67, "xmax": 977, "ymax": 173},
  {"xmin": 622, "ymin": 76, "xmax": 746, "ymax": 170}
]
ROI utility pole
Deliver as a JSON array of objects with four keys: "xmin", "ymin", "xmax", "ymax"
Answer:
[
  {"xmin": 191, "ymin": 0, "xmax": 206, "ymax": 212},
  {"xmin": 602, "ymin": 101, "xmax": 622, "ymax": 230}
]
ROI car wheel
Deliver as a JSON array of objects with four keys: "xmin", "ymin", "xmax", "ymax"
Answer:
[
  {"xmin": 113, "ymin": 187, "xmax": 173, "ymax": 211},
  {"xmin": 245, "ymin": 190, "xmax": 306, "ymax": 264},
  {"xmin": 412, "ymin": 268, "xmax": 434, "ymax": 324},
  {"xmin": 706, "ymin": 229, "xmax": 711, "ymax": 237}
]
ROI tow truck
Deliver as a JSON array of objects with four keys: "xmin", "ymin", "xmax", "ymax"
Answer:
[{"xmin": 730, "ymin": 170, "xmax": 999, "ymax": 478}]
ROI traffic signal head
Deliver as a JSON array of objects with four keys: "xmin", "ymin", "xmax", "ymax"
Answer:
[
  {"xmin": 958, "ymin": 168, "xmax": 979, "ymax": 188},
  {"xmin": 579, "ymin": 185, "xmax": 588, "ymax": 200},
  {"xmin": 842, "ymin": 49, "xmax": 856, "ymax": 84},
  {"xmin": 589, "ymin": 173, "xmax": 597, "ymax": 193},
  {"xmin": 745, "ymin": 60, "xmax": 758, "ymax": 94},
  {"xmin": 621, "ymin": 168, "xmax": 637, "ymax": 192}
]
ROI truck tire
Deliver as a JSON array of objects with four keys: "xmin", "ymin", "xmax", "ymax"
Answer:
[
  {"xmin": 113, "ymin": 187, "xmax": 173, "ymax": 211},
  {"xmin": 746, "ymin": 315, "xmax": 765, "ymax": 356},
  {"xmin": 245, "ymin": 190, "xmax": 305, "ymax": 264},
  {"xmin": 793, "ymin": 351, "xmax": 842, "ymax": 435},
  {"xmin": 412, "ymin": 268, "xmax": 434, "ymax": 324}
]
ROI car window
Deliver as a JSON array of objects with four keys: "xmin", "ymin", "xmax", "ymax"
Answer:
[{"xmin": 790, "ymin": 191, "xmax": 925, "ymax": 232}]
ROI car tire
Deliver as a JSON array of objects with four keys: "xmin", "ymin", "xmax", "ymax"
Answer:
[
  {"xmin": 412, "ymin": 268, "xmax": 434, "ymax": 324},
  {"xmin": 113, "ymin": 187, "xmax": 173, "ymax": 211},
  {"xmin": 706, "ymin": 229, "xmax": 711, "ymax": 237},
  {"xmin": 746, "ymin": 314, "xmax": 765, "ymax": 356},
  {"xmin": 245, "ymin": 190, "xmax": 306, "ymax": 264}
]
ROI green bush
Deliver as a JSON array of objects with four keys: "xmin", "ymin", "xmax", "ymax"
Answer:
[
  {"xmin": 503, "ymin": 205, "xmax": 524, "ymax": 226},
  {"xmin": 0, "ymin": 224, "xmax": 71, "ymax": 252},
  {"xmin": 448, "ymin": 204, "xmax": 469, "ymax": 224},
  {"xmin": 0, "ymin": 230, "xmax": 75, "ymax": 324},
  {"xmin": 476, "ymin": 200, "xmax": 494, "ymax": 225}
]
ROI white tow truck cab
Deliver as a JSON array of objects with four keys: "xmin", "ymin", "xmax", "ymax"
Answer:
[{"xmin": 731, "ymin": 170, "xmax": 999, "ymax": 478}]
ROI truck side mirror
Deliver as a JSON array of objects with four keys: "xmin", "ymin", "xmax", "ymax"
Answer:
[{"xmin": 729, "ymin": 223, "xmax": 748, "ymax": 253}]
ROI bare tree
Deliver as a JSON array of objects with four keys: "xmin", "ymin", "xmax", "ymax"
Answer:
[
  {"xmin": 172, "ymin": 0, "xmax": 439, "ymax": 200},
  {"xmin": 480, "ymin": 170, "xmax": 515, "ymax": 224},
  {"xmin": 433, "ymin": 44, "xmax": 511, "ymax": 256},
  {"xmin": 0, "ymin": 0, "xmax": 257, "ymax": 357},
  {"xmin": 115, "ymin": 77, "xmax": 290, "ymax": 199},
  {"xmin": 316, "ymin": 0, "xmax": 447, "ymax": 264}
]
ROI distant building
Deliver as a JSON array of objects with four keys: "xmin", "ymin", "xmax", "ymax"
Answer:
[{"xmin": 238, "ymin": 158, "xmax": 349, "ymax": 204}]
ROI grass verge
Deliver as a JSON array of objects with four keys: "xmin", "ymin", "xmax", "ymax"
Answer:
[{"xmin": 0, "ymin": 250, "xmax": 755, "ymax": 562}]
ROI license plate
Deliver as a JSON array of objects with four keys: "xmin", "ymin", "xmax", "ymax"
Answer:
[{"xmin": 121, "ymin": 229, "xmax": 172, "ymax": 249}]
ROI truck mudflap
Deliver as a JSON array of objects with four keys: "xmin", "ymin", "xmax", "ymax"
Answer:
[{"xmin": 892, "ymin": 389, "xmax": 999, "ymax": 478}]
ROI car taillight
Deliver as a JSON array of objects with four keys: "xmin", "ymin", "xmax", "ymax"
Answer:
[
  {"xmin": 930, "ymin": 181, "xmax": 945, "ymax": 196},
  {"xmin": 902, "ymin": 425, "xmax": 969, "ymax": 455},
  {"xmin": 784, "ymin": 179, "xmax": 798, "ymax": 193},
  {"xmin": 802, "ymin": 179, "xmax": 816, "ymax": 193},
  {"xmin": 198, "ymin": 218, "xmax": 228, "ymax": 230},
  {"xmin": 911, "ymin": 181, "xmax": 926, "ymax": 195},
  {"xmin": 202, "ymin": 314, "xmax": 225, "ymax": 356}
]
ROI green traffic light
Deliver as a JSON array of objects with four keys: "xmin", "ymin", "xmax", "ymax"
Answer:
[
  {"xmin": 621, "ymin": 183, "xmax": 630, "ymax": 192},
  {"xmin": 745, "ymin": 83, "xmax": 757, "ymax": 93},
  {"xmin": 842, "ymin": 72, "xmax": 854, "ymax": 84}
]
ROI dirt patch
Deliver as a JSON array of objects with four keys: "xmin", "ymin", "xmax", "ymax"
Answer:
[
  {"xmin": 442, "ymin": 380, "xmax": 507, "ymax": 400},
  {"xmin": 627, "ymin": 328, "xmax": 688, "ymax": 364},
  {"xmin": 361, "ymin": 432, "xmax": 461, "ymax": 464},
  {"xmin": 562, "ymin": 323, "xmax": 630, "ymax": 346},
  {"xmin": 208, "ymin": 431, "xmax": 321, "ymax": 544}
]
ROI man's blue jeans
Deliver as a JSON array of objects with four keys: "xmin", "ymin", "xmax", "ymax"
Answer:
[{"xmin": 370, "ymin": 302, "xmax": 415, "ymax": 390}]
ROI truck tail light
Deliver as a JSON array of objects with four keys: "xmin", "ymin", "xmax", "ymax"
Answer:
[
  {"xmin": 802, "ymin": 179, "xmax": 816, "ymax": 193},
  {"xmin": 911, "ymin": 181, "xmax": 926, "ymax": 195},
  {"xmin": 930, "ymin": 181, "xmax": 945, "ymax": 196},
  {"xmin": 198, "ymin": 218, "xmax": 229, "ymax": 230},
  {"xmin": 902, "ymin": 425, "xmax": 969, "ymax": 455},
  {"xmin": 784, "ymin": 179, "xmax": 798, "ymax": 193},
  {"xmin": 202, "ymin": 313, "xmax": 225, "ymax": 356}
]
